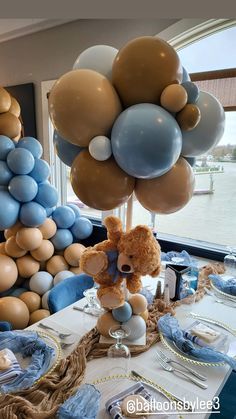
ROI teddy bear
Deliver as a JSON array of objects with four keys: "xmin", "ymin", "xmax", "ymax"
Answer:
[{"xmin": 80, "ymin": 215, "xmax": 161, "ymax": 309}]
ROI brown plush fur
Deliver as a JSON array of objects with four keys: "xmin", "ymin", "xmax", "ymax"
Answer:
[{"xmin": 80, "ymin": 216, "xmax": 161, "ymax": 309}]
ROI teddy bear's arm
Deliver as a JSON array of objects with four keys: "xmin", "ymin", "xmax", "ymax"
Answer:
[{"xmin": 80, "ymin": 250, "xmax": 108, "ymax": 276}]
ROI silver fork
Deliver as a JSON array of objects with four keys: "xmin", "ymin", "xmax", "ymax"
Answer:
[
  {"xmin": 38, "ymin": 323, "xmax": 72, "ymax": 339},
  {"xmin": 156, "ymin": 354, "xmax": 208, "ymax": 389},
  {"xmin": 156, "ymin": 350, "xmax": 207, "ymax": 381}
]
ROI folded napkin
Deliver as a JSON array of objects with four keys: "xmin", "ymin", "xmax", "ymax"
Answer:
[
  {"xmin": 57, "ymin": 384, "xmax": 101, "ymax": 419},
  {"xmin": 0, "ymin": 348, "xmax": 22, "ymax": 385},
  {"xmin": 157, "ymin": 314, "xmax": 236, "ymax": 370},
  {"xmin": 161, "ymin": 250, "xmax": 197, "ymax": 267},
  {"xmin": 209, "ymin": 274, "xmax": 236, "ymax": 296},
  {"xmin": 0, "ymin": 330, "xmax": 55, "ymax": 393},
  {"xmin": 106, "ymin": 382, "xmax": 168, "ymax": 419}
]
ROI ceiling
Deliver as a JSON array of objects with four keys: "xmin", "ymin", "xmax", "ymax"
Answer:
[{"xmin": 0, "ymin": 19, "xmax": 75, "ymax": 43}]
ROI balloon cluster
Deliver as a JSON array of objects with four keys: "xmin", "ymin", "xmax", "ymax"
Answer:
[
  {"xmin": 49, "ymin": 37, "xmax": 225, "ymax": 214},
  {"xmin": 0, "ymin": 87, "xmax": 22, "ymax": 141},
  {"xmin": 97, "ymin": 294, "xmax": 148, "ymax": 341},
  {"xmin": 0, "ymin": 135, "xmax": 94, "ymax": 329}
]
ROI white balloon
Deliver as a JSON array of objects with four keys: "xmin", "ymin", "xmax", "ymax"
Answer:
[
  {"xmin": 73, "ymin": 45, "xmax": 118, "ymax": 80},
  {"xmin": 42, "ymin": 290, "xmax": 51, "ymax": 310},
  {"xmin": 53, "ymin": 270, "xmax": 74, "ymax": 286},
  {"xmin": 123, "ymin": 316, "xmax": 146, "ymax": 341},
  {"xmin": 29, "ymin": 271, "xmax": 53, "ymax": 295},
  {"xmin": 89, "ymin": 136, "xmax": 112, "ymax": 161}
]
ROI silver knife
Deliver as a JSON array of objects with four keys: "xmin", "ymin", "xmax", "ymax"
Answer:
[
  {"xmin": 131, "ymin": 370, "xmax": 193, "ymax": 412},
  {"xmin": 190, "ymin": 313, "xmax": 236, "ymax": 336}
]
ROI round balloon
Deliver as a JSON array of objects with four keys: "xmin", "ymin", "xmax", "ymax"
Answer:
[
  {"xmin": 181, "ymin": 66, "xmax": 191, "ymax": 82},
  {"xmin": 0, "ymin": 161, "xmax": 13, "ymax": 185},
  {"xmin": 0, "ymin": 87, "xmax": 11, "ymax": 113},
  {"xmin": 20, "ymin": 202, "xmax": 47, "ymax": 227},
  {"xmin": 0, "ymin": 255, "xmax": 18, "ymax": 292},
  {"xmin": 29, "ymin": 158, "xmax": 50, "ymax": 183},
  {"xmin": 181, "ymin": 91, "xmax": 225, "ymax": 157},
  {"xmin": 160, "ymin": 84, "xmax": 187, "ymax": 113},
  {"xmin": 8, "ymin": 175, "xmax": 38, "ymax": 202},
  {"xmin": 181, "ymin": 81, "xmax": 199, "ymax": 104},
  {"xmin": 52, "ymin": 205, "xmax": 76, "ymax": 228},
  {"xmin": 7, "ymin": 148, "xmax": 35, "ymax": 175},
  {"xmin": 111, "ymin": 104, "xmax": 182, "ymax": 179},
  {"xmin": 176, "ymin": 104, "xmax": 201, "ymax": 131},
  {"xmin": 112, "ymin": 36, "xmax": 182, "ymax": 107},
  {"xmin": 0, "ymin": 297, "xmax": 29, "ymax": 329},
  {"xmin": 73, "ymin": 44, "xmax": 118, "ymax": 80},
  {"xmin": 71, "ymin": 150, "xmax": 135, "ymax": 210},
  {"xmin": 16, "ymin": 137, "xmax": 43, "ymax": 158},
  {"xmin": 0, "ymin": 113, "xmax": 21, "ymax": 139},
  {"xmin": 0, "ymin": 135, "xmax": 15, "ymax": 160},
  {"xmin": 53, "ymin": 130, "xmax": 83, "ymax": 167},
  {"xmin": 9, "ymin": 96, "xmax": 21, "ymax": 117},
  {"xmin": 38, "ymin": 218, "xmax": 57, "ymax": 239},
  {"xmin": 50, "ymin": 228, "xmax": 73, "ymax": 250},
  {"xmin": 70, "ymin": 217, "xmax": 93, "ymax": 240},
  {"xmin": 34, "ymin": 182, "xmax": 58, "ymax": 208},
  {"xmin": 66, "ymin": 203, "xmax": 81, "ymax": 218},
  {"xmin": 0, "ymin": 190, "xmax": 20, "ymax": 229},
  {"xmin": 135, "ymin": 157, "xmax": 195, "ymax": 214},
  {"xmin": 48, "ymin": 69, "xmax": 122, "ymax": 147},
  {"xmin": 88, "ymin": 136, "xmax": 112, "ymax": 161}
]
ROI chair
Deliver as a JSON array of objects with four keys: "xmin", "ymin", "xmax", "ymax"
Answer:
[
  {"xmin": 48, "ymin": 273, "xmax": 94, "ymax": 314},
  {"xmin": 0, "ymin": 321, "xmax": 12, "ymax": 331}
]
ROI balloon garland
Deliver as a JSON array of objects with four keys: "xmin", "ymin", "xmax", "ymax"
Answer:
[{"xmin": 48, "ymin": 36, "xmax": 225, "ymax": 215}]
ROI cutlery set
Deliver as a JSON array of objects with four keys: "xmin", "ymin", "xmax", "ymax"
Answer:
[
  {"xmin": 204, "ymin": 287, "xmax": 236, "ymax": 307},
  {"xmin": 37, "ymin": 323, "xmax": 76, "ymax": 348}
]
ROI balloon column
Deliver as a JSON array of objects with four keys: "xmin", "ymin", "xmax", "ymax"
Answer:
[
  {"xmin": 49, "ymin": 37, "xmax": 225, "ymax": 215},
  {"xmin": 0, "ymin": 134, "xmax": 93, "ymax": 329}
]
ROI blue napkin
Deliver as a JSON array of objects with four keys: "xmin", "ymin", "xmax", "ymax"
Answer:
[
  {"xmin": 161, "ymin": 250, "xmax": 197, "ymax": 267},
  {"xmin": 0, "ymin": 331, "xmax": 55, "ymax": 393},
  {"xmin": 57, "ymin": 384, "xmax": 101, "ymax": 419},
  {"xmin": 157, "ymin": 314, "xmax": 236, "ymax": 370},
  {"xmin": 209, "ymin": 274, "xmax": 236, "ymax": 296}
]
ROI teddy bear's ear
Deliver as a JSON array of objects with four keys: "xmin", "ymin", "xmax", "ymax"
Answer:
[
  {"xmin": 103, "ymin": 216, "xmax": 123, "ymax": 243},
  {"xmin": 132, "ymin": 225, "xmax": 153, "ymax": 240}
]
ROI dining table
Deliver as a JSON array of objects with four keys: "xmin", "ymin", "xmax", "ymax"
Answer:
[{"xmin": 27, "ymin": 268, "xmax": 236, "ymax": 419}]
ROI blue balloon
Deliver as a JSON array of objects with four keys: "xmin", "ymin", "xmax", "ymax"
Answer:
[
  {"xmin": 53, "ymin": 131, "xmax": 83, "ymax": 167},
  {"xmin": 7, "ymin": 148, "xmax": 35, "ymax": 175},
  {"xmin": 8, "ymin": 175, "xmax": 38, "ymax": 202},
  {"xmin": 182, "ymin": 81, "xmax": 199, "ymax": 104},
  {"xmin": 16, "ymin": 136, "xmax": 43, "ymax": 158},
  {"xmin": 0, "ymin": 161, "xmax": 13, "ymax": 185},
  {"xmin": 182, "ymin": 91, "xmax": 225, "ymax": 157},
  {"xmin": 52, "ymin": 205, "xmax": 76, "ymax": 228},
  {"xmin": 34, "ymin": 182, "xmax": 58, "ymax": 208},
  {"xmin": 29, "ymin": 158, "xmax": 51, "ymax": 183},
  {"xmin": 111, "ymin": 104, "xmax": 182, "ymax": 179},
  {"xmin": 20, "ymin": 201, "xmax": 47, "ymax": 227},
  {"xmin": 182, "ymin": 66, "xmax": 191, "ymax": 82},
  {"xmin": 71, "ymin": 217, "xmax": 93, "ymax": 239},
  {"xmin": 50, "ymin": 228, "xmax": 73, "ymax": 250},
  {"xmin": 0, "ymin": 190, "xmax": 20, "ymax": 229},
  {"xmin": 45, "ymin": 206, "xmax": 56, "ymax": 216},
  {"xmin": 66, "ymin": 203, "xmax": 81, "ymax": 218},
  {"xmin": 112, "ymin": 302, "xmax": 132, "ymax": 322},
  {"xmin": 0, "ymin": 135, "xmax": 15, "ymax": 160}
]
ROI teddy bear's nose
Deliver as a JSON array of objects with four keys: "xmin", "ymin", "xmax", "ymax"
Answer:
[{"xmin": 121, "ymin": 264, "xmax": 131, "ymax": 272}]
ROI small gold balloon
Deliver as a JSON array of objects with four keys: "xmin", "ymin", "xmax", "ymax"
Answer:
[
  {"xmin": 160, "ymin": 84, "xmax": 188, "ymax": 113},
  {"xmin": 176, "ymin": 104, "xmax": 201, "ymax": 131},
  {"xmin": 9, "ymin": 96, "xmax": 21, "ymax": 117},
  {"xmin": 0, "ymin": 112, "xmax": 21, "ymax": 138}
]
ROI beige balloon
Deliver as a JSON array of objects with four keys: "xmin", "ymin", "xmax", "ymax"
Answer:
[
  {"xmin": 4, "ymin": 221, "xmax": 23, "ymax": 240},
  {"xmin": 0, "ymin": 87, "xmax": 11, "ymax": 113},
  {"xmin": 0, "ymin": 297, "xmax": 30, "ymax": 329},
  {"xmin": 46, "ymin": 255, "xmax": 69, "ymax": 276},
  {"xmin": 0, "ymin": 255, "xmax": 18, "ymax": 292},
  {"xmin": 64, "ymin": 243, "xmax": 86, "ymax": 267},
  {"xmin": 160, "ymin": 84, "xmax": 188, "ymax": 113},
  {"xmin": 38, "ymin": 218, "xmax": 57, "ymax": 239},
  {"xmin": 16, "ymin": 255, "xmax": 40, "ymax": 278},
  {"xmin": 30, "ymin": 239, "xmax": 54, "ymax": 261},
  {"xmin": 0, "ymin": 112, "xmax": 21, "ymax": 139},
  {"xmin": 49, "ymin": 69, "xmax": 122, "ymax": 147},
  {"xmin": 16, "ymin": 228, "xmax": 43, "ymax": 251},
  {"xmin": 29, "ymin": 309, "xmax": 50, "ymax": 325},
  {"xmin": 9, "ymin": 96, "xmax": 21, "ymax": 117},
  {"xmin": 176, "ymin": 104, "xmax": 201, "ymax": 131},
  {"xmin": 5, "ymin": 236, "xmax": 27, "ymax": 258},
  {"xmin": 135, "ymin": 157, "xmax": 195, "ymax": 214},
  {"xmin": 19, "ymin": 291, "xmax": 41, "ymax": 313}
]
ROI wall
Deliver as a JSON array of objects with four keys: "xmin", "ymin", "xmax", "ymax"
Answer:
[{"xmin": 0, "ymin": 19, "xmax": 178, "ymax": 141}]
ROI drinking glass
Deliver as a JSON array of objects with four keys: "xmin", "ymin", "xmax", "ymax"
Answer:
[
  {"xmin": 224, "ymin": 247, "xmax": 236, "ymax": 277},
  {"xmin": 107, "ymin": 325, "xmax": 131, "ymax": 376},
  {"xmin": 180, "ymin": 274, "xmax": 196, "ymax": 311},
  {"xmin": 83, "ymin": 287, "xmax": 105, "ymax": 316}
]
